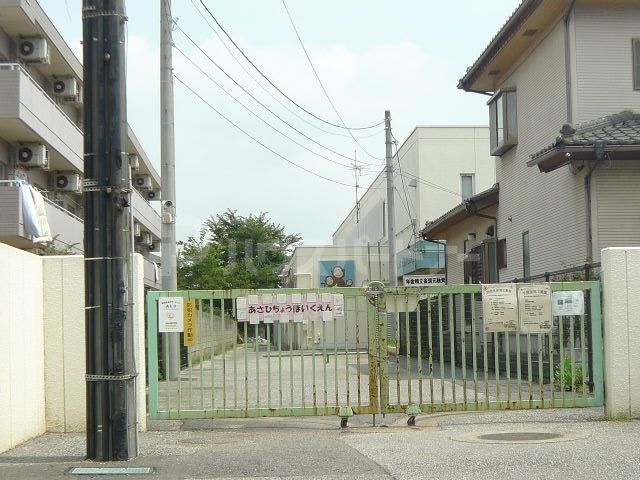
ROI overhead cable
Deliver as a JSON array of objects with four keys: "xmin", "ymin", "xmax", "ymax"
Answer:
[
  {"xmin": 280, "ymin": 0, "xmax": 384, "ymax": 161},
  {"xmin": 198, "ymin": 0, "xmax": 384, "ymax": 131},
  {"xmin": 188, "ymin": 0, "xmax": 383, "ymax": 142},
  {"xmin": 174, "ymin": 74, "xmax": 363, "ymax": 188}
]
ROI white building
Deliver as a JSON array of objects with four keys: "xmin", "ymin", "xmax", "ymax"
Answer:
[
  {"xmin": 332, "ymin": 126, "xmax": 495, "ymax": 282},
  {"xmin": 0, "ymin": 0, "xmax": 161, "ymax": 288}
]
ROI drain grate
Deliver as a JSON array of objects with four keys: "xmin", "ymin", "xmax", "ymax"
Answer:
[
  {"xmin": 477, "ymin": 432, "xmax": 562, "ymax": 442},
  {"xmin": 69, "ymin": 467, "xmax": 154, "ymax": 475}
]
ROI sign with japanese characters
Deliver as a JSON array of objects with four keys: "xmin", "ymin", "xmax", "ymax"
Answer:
[
  {"xmin": 552, "ymin": 291, "xmax": 585, "ymax": 316},
  {"xmin": 183, "ymin": 299, "xmax": 197, "ymax": 346},
  {"xmin": 403, "ymin": 274, "xmax": 446, "ymax": 287},
  {"xmin": 482, "ymin": 284, "xmax": 518, "ymax": 332},
  {"xmin": 158, "ymin": 297, "xmax": 184, "ymax": 333},
  {"xmin": 235, "ymin": 293, "xmax": 344, "ymax": 323},
  {"xmin": 518, "ymin": 285, "xmax": 552, "ymax": 334}
]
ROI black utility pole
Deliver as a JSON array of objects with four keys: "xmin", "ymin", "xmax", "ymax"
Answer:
[{"xmin": 83, "ymin": 0, "xmax": 137, "ymax": 461}]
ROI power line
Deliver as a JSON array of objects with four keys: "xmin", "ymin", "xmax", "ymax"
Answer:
[
  {"xmin": 174, "ymin": 74, "xmax": 363, "ymax": 188},
  {"xmin": 198, "ymin": 0, "xmax": 384, "ymax": 131},
  {"xmin": 280, "ymin": 0, "xmax": 384, "ymax": 161},
  {"xmin": 174, "ymin": 25, "xmax": 381, "ymax": 167},
  {"xmin": 188, "ymin": 0, "xmax": 383, "ymax": 142},
  {"xmin": 174, "ymin": 45, "xmax": 359, "ymax": 170}
]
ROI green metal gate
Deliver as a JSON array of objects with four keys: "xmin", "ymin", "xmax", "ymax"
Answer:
[{"xmin": 147, "ymin": 281, "xmax": 603, "ymax": 424}]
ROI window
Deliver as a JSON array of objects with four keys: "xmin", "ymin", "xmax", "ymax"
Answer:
[
  {"xmin": 633, "ymin": 39, "xmax": 640, "ymax": 90},
  {"xmin": 460, "ymin": 174, "xmax": 474, "ymax": 200},
  {"xmin": 488, "ymin": 89, "xmax": 518, "ymax": 155},
  {"xmin": 522, "ymin": 231, "xmax": 530, "ymax": 279},
  {"xmin": 0, "ymin": 161, "xmax": 6, "ymax": 180},
  {"xmin": 497, "ymin": 238, "xmax": 507, "ymax": 269}
]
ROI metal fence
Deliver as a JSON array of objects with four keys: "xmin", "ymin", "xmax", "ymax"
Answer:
[{"xmin": 147, "ymin": 281, "xmax": 603, "ymax": 425}]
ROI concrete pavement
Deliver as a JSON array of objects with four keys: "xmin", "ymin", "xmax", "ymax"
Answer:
[{"xmin": 2, "ymin": 407, "xmax": 640, "ymax": 479}]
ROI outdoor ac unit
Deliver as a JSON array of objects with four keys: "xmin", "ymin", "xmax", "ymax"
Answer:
[
  {"xmin": 15, "ymin": 143, "xmax": 49, "ymax": 169},
  {"xmin": 129, "ymin": 154, "xmax": 140, "ymax": 171},
  {"xmin": 137, "ymin": 232, "xmax": 152, "ymax": 246},
  {"xmin": 133, "ymin": 222, "xmax": 141, "ymax": 237},
  {"xmin": 146, "ymin": 189, "xmax": 160, "ymax": 201},
  {"xmin": 54, "ymin": 172, "xmax": 81, "ymax": 193},
  {"xmin": 18, "ymin": 37, "xmax": 50, "ymax": 64},
  {"xmin": 133, "ymin": 174, "xmax": 152, "ymax": 189},
  {"xmin": 52, "ymin": 76, "xmax": 79, "ymax": 99}
]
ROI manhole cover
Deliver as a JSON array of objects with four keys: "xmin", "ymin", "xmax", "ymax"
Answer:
[
  {"xmin": 477, "ymin": 432, "xmax": 561, "ymax": 442},
  {"xmin": 452, "ymin": 430, "xmax": 590, "ymax": 444}
]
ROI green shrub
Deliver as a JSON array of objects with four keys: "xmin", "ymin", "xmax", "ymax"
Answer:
[{"xmin": 554, "ymin": 357, "xmax": 584, "ymax": 392}]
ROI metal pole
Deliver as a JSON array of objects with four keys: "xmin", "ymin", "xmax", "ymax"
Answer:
[
  {"xmin": 385, "ymin": 110, "xmax": 397, "ymax": 336},
  {"xmin": 161, "ymin": 0, "xmax": 179, "ymax": 380},
  {"xmin": 83, "ymin": 0, "xmax": 137, "ymax": 460}
]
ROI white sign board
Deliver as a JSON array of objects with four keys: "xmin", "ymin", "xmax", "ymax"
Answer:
[
  {"xmin": 518, "ymin": 285, "xmax": 553, "ymax": 333},
  {"xmin": 403, "ymin": 274, "xmax": 446, "ymax": 287},
  {"xmin": 158, "ymin": 297, "xmax": 184, "ymax": 333},
  {"xmin": 482, "ymin": 284, "xmax": 518, "ymax": 332},
  {"xmin": 552, "ymin": 291, "xmax": 585, "ymax": 316}
]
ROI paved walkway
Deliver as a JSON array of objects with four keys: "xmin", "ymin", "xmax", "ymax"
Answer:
[{"xmin": 3, "ymin": 407, "xmax": 640, "ymax": 479}]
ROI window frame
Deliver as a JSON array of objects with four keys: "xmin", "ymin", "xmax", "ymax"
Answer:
[
  {"xmin": 633, "ymin": 38, "xmax": 640, "ymax": 91},
  {"xmin": 488, "ymin": 88, "xmax": 518, "ymax": 156},
  {"xmin": 460, "ymin": 174, "xmax": 475, "ymax": 201}
]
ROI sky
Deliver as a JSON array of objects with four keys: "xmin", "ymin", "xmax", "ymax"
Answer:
[{"xmin": 41, "ymin": 0, "xmax": 521, "ymax": 245}]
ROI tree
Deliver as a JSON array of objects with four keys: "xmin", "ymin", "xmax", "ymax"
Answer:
[{"xmin": 178, "ymin": 210, "xmax": 302, "ymax": 290}]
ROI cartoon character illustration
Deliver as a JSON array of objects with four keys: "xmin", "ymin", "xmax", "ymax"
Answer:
[
  {"xmin": 332, "ymin": 266, "xmax": 347, "ymax": 287},
  {"xmin": 324, "ymin": 275, "xmax": 335, "ymax": 287}
]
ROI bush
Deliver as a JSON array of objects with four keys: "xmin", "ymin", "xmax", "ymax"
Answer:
[{"xmin": 554, "ymin": 357, "xmax": 584, "ymax": 392}]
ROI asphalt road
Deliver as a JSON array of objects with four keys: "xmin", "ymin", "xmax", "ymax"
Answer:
[{"xmin": 3, "ymin": 407, "xmax": 640, "ymax": 479}]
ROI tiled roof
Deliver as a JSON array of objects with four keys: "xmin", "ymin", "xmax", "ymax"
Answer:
[
  {"xmin": 421, "ymin": 184, "xmax": 499, "ymax": 239},
  {"xmin": 530, "ymin": 111, "xmax": 640, "ymax": 161}
]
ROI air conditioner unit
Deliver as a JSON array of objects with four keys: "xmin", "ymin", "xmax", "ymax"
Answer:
[
  {"xmin": 133, "ymin": 174, "xmax": 152, "ymax": 189},
  {"xmin": 129, "ymin": 154, "xmax": 140, "ymax": 171},
  {"xmin": 133, "ymin": 222, "xmax": 141, "ymax": 237},
  {"xmin": 18, "ymin": 37, "xmax": 50, "ymax": 64},
  {"xmin": 15, "ymin": 143, "xmax": 49, "ymax": 169},
  {"xmin": 52, "ymin": 76, "xmax": 79, "ymax": 99},
  {"xmin": 54, "ymin": 172, "xmax": 81, "ymax": 193},
  {"xmin": 146, "ymin": 189, "xmax": 160, "ymax": 201},
  {"xmin": 136, "ymin": 232, "xmax": 152, "ymax": 246}
]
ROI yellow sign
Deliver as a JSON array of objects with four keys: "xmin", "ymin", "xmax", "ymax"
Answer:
[{"xmin": 184, "ymin": 299, "xmax": 197, "ymax": 347}]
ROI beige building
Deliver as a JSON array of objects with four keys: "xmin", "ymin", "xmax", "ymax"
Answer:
[{"xmin": 425, "ymin": 0, "xmax": 640, "ymax": 284}]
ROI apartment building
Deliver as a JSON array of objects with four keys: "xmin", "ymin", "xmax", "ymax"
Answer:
[{"xmin": 0, "ymin": 0, "xmax": 161, "ymax": 288}]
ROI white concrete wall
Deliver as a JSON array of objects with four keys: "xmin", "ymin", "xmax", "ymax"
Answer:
[
  {"xmin": 287, "ymin": 245, "xmax": 389, "ymax": 288},
  {"xmin": 0, "ymin": 243, "xmax": 45, "ymax": 453},
  {"xmin": 601, "ymin": 247, "xmax": 640, "ymax": 418},
  {"xmin": 41, "ymin": 253, "xmax": 147, "ymax": 433},
  {"xmin": 42, "ymin": 255, "xmax": 85, "ymax": 433}
]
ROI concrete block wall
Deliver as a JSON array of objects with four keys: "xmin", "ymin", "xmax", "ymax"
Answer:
[
  {"xmin": 42, "ymin": 254, "xmax": 148, "ymax": 433},
  {"xmin": 0, "ymin": 243, "xmax": 45, "ymax": 453},
  {"xmin": 1, "ymin": 245, "xmax": 147, "ymax": 453},
  {"xmin": 601, "ymin": 247, "xmax": 640, "ymax": 418}
]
